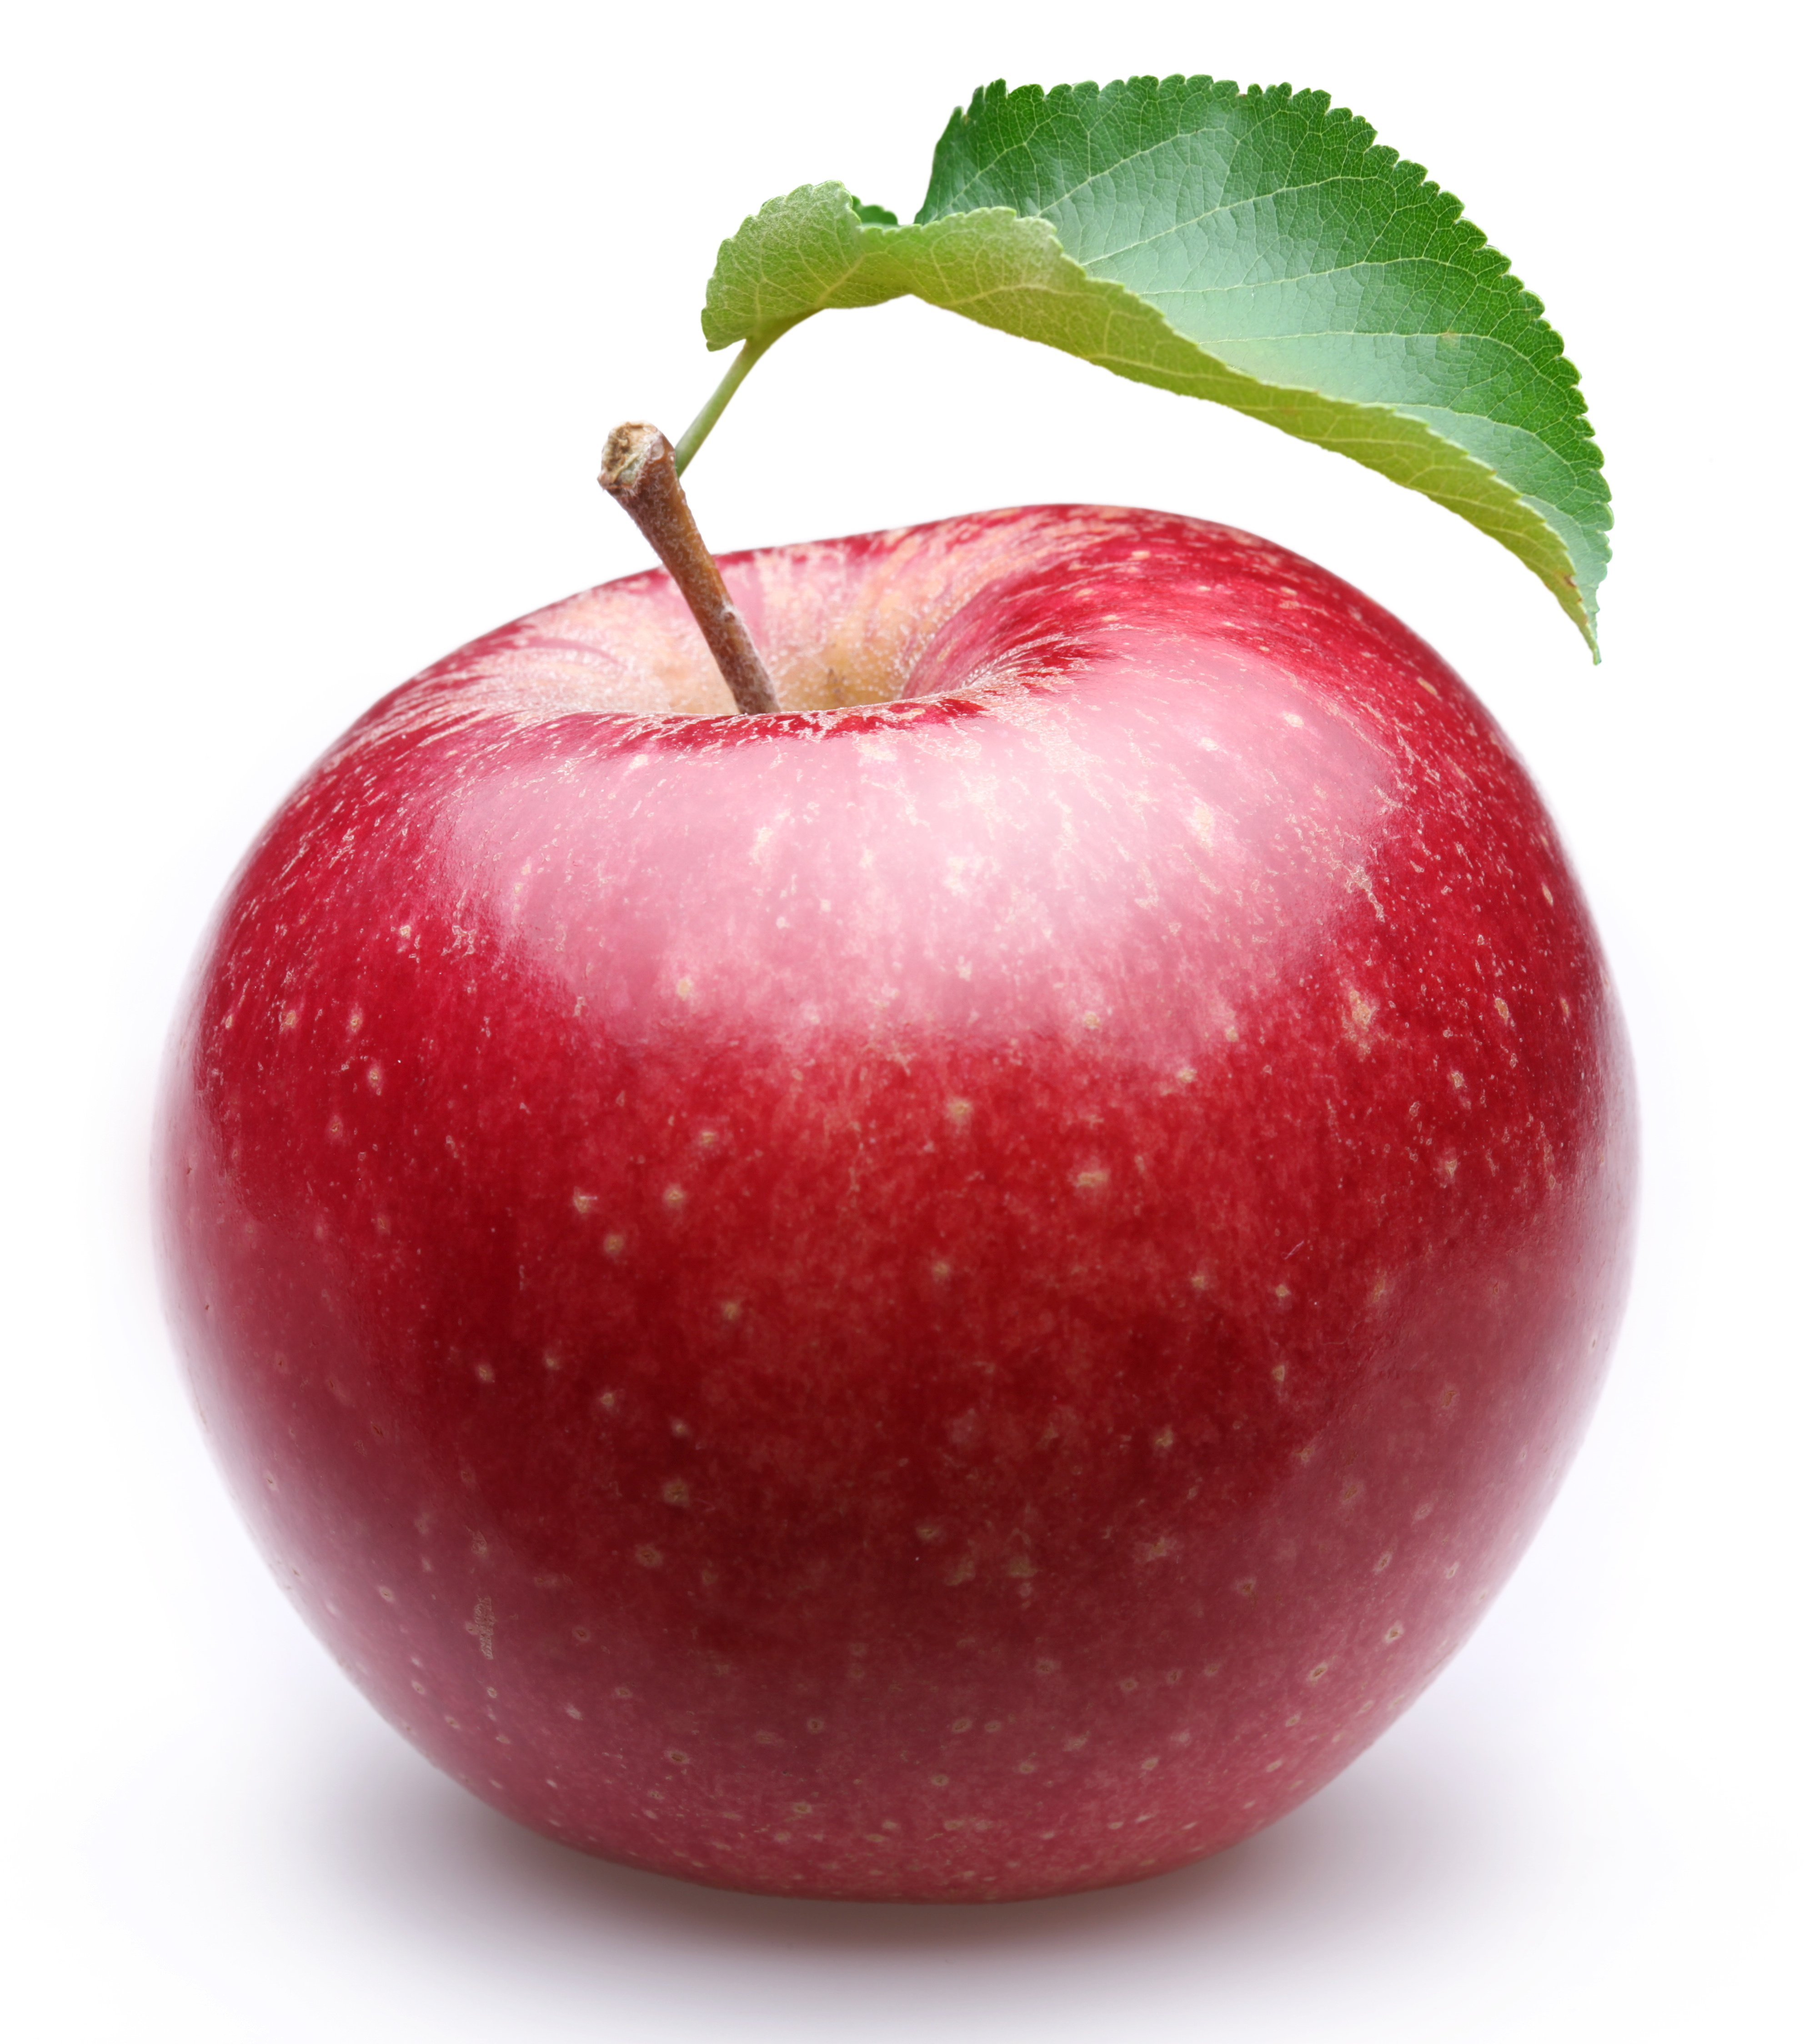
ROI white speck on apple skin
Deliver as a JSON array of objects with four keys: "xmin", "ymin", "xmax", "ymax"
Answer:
[{"xmin": 466, "ymin": 1598, "xmax": 495, "ymax": 1659}]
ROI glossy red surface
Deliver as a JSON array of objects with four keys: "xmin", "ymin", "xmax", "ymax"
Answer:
[{"xmin": 156, "ymin": 506, "xmax": 1635, "ymax": 1901}]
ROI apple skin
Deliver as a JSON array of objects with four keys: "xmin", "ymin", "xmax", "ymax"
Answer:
[{"xmin": 156, "ymin": 504, "xmax": 1634, "ymax": 1903}]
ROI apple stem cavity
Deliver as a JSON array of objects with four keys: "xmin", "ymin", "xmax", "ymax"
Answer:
[{"xmin": 599, "ymin": 422, "xmax": 781, "ymax": 715}]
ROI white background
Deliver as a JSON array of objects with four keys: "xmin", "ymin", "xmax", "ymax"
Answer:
[{"xmin": 4, "ymin": 2, "xmax": 1797, "ymax": 2038}]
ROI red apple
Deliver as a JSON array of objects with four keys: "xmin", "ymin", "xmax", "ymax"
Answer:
[{"xmin": 155, "ymin": 503, "xmax": 1634, "ymax": 1902}]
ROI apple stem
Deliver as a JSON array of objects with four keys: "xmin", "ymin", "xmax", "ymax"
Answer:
[
  {"xmin": 599, "ymin": 423, "xmax": 781, "ymax": 715},
  {"xmin": 671, "ymin": 324, "xmax": 795, "ymax": 475}
]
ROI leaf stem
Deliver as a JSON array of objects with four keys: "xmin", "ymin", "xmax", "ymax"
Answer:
[
  {"xmin": 672, "ymin": 324, "xmax": 795, "ymax": 475},
  {"xmin": 599, "ymin": 422, "xmax": 780, "ymax": 714}
]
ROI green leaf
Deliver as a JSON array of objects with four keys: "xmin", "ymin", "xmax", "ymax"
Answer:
[{"xmin": 699, "ymin": 77, "xmax": 1609, "ymax": 650}]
